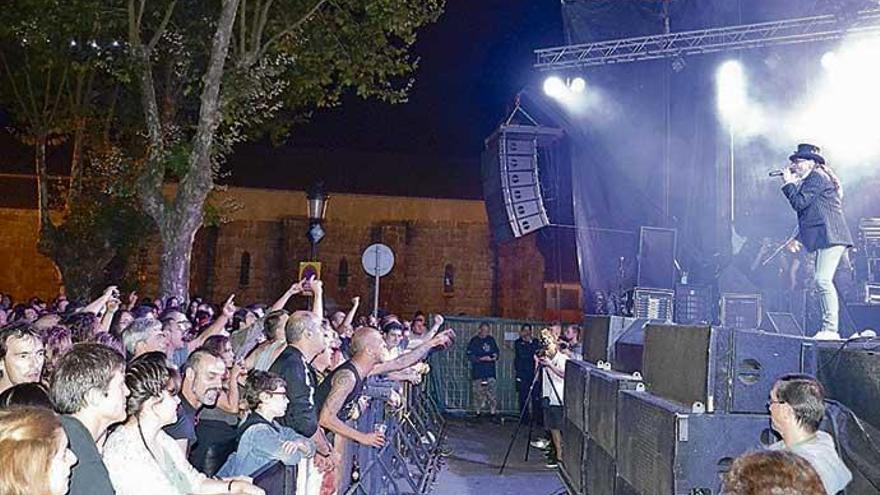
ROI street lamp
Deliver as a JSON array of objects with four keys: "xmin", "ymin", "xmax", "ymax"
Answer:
[{"xmin": 306, "ymin": 181, "xmax": 329, "ymax": 260}]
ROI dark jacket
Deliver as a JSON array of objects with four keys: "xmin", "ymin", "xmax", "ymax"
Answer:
[
  {"xmin": 60, "ymin": 415, "xmax": 116, "ymax": 495},
  {"xmin": 269, "ymin": 346, "xmax": 319, "ymax": 437},
  {"xmin": 782, "ymin": 168, "xmax": 853, "ymax": 252},
  {"xmin": 513, "ymin": 338, "xmax": 541, "ymax": 379}
]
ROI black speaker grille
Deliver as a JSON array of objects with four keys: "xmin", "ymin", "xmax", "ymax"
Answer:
[
  {"xmin": 588, "ymin": 367, "xmax": 642, "ymax": 458},
  {"xmin": 616, "ymin": 391, "xmax": 678, "ymax": 495},
  {"xmin": 561, "ymin": 419, "xmax": 585, "ymax": 495},
  {"xmin": 643, "ymin": 324, "xmax": 712, "ymax": 409},
  {"xmin": 586, "ymin": 439, "xmax": 616, "ymax": 495},
  {"xmin": 564, "ymin": 360, "xmax": 592, "ymax": 432}
]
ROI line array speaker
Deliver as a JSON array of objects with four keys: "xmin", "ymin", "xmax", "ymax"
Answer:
[{"xmin": 481, "ymin": 124, "xmax": 563, "ymax": 243}]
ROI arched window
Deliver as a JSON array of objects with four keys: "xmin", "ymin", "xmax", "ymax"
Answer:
[
  {"xmin": 239, "ymin": 251, "xmax": 251, "ymax": 287},
  {"xmin": 443, "ymin": 264, "xmax": 454, "ymax": 295},
  {"xmin": 338, "ymin": 257, "xmax": 350, "ymax": 289}
]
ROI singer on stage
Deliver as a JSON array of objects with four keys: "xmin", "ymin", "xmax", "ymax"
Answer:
[{"xmin": 778, "ymin": 143, "xmax": 853, "ymax": 340}]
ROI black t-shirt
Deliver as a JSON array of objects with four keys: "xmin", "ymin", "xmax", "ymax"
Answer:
[
  {"xmin": 163, "ymin": 395, "xmax": 199, "ymax": 449},
  {"xmin": 467, "ymin": 335, "xmax": 499, "ymax": 380},
  {"xmin": 514, "ymin": 338, "xmax": 541, "ymax": 379},
  {"xmin": 314, "ymin": 360, "xmax": 365, "ymax": 422}
]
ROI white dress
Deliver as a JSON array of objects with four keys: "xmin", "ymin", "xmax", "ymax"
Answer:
[{"xmin": 103, "ymin": 423, "xmax": 207, "ymax": 495}]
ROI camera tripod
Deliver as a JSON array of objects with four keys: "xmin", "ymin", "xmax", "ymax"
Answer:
[{"xmin": 499, "ymin": 360, "xmax": 563, "ymax": 474}]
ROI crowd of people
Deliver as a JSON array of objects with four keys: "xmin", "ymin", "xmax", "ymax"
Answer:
[{"xmin": 0, "ymin": 278, "xmax": 454, "ymax": 495}]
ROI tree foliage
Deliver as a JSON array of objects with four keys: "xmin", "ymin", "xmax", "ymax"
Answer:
[{"xmin": 2, "ymin": 0, "xmax": 445, "ymax": 299}]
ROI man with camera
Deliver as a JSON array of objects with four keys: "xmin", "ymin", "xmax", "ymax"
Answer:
[{"xmin": 537, "ymin": 333, "xmax": 569, "ymax": 469}]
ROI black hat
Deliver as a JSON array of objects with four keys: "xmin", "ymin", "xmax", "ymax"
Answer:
[{"xmin": 789, "ymin": 143, "xmax": 825, "ymax": 164}]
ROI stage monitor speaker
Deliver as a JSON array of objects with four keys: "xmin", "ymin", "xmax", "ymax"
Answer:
[
  {"xmin": 583, "ymin": 315, "xmax": 635, "ymax": 365},
  {"xmin": 583, "ymin": 315, "xmax": 652, "ymax": 373},
  {"xmin": 561, "ymin": 418, "xmax": 586, "ymax": 495},
  {"xmin": 817, "ymin": 341, "xmax": 880, "ymax": 432},
  {"xmin": 564, "ymin": 359, "xmax": 596, "ymax": 433},
  {"xmin": 765, "ymin": 311, "xmax": 804, "ymax": 336},
  {"xmin": 642, "ymin": 325, "xmax": 817, "ymax": 413},
  {"xmin": 587, "ymin": 366, "xmax": 643, "ymax": 459},
  {"xmin": 616, "ymin": 390, "xmax": 777, "ymax": 495},
  {"xmin": 481, "ymin": 124, "xmax": 562, "ymax": 243},
  {"xmin": 636, "ymin": 227, "xmax": 677, "ymax": 290},
  {"xmin": 585, "ymin": 439, "xmax": 616, "ymax": 495}
]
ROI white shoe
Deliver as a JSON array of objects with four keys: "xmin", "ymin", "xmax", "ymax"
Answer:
[
  {"xmin": 813, "ymin": 330, "xmax": 843, "ymax": 340},
  {"xmin": 530, "ymin": 438, "xmax": 550, "ymax": 450}
]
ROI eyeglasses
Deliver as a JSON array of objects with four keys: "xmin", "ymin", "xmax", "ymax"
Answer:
[
  {"xmin": 767, "ymin": 399, "xmax": 786, "ymax": 407},
  {"xmin": 265, "ymin": 391, "xmax": 287, "ymax": 397}
]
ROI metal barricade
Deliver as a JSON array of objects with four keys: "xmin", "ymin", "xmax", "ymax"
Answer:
[{"xmin": 343, "ymin": 374, "xmax": 447, "ymax": 495}]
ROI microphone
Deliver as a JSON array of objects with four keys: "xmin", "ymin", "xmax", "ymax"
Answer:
[{"xmin": 768, "ymin": 170, "xmax": 784, "ymax": 177}]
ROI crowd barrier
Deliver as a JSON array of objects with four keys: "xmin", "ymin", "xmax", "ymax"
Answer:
[{"xmin": 343, "ymin": 372, "xmax": 447, "ymax": 495}]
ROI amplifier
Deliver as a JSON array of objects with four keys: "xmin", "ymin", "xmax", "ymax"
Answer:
[
  {"xmin": 585, "ymin": 439, "xmax": 616, "ymax": 495},
  {"xmin": 588, "ymin": 366, "xmax": 643, "ymax": 458},
  {"xmin": 616, "ymin": 390, "xmax": 776, "ymax": 495},
  {"xmin": 674, "ymin": 284, "xmax": 713, "ymax": 325},
  {"xmin": 721, "ymin": 293, "xmax": 762, "ymax": 329},
  {"xmin": 561, "ymin": 418, "xmax": 586, "ymax": 495},
  {"xmin": 564, "ymin": 359, "xmax": 596, "ymax": 433},
  {"xmin": 642, "ymin": 325, "xmax": 817, "ymax": 413},
  {"xmin": 865, "ymin": 283, "xmax": 880, "ymax": 304},
  {"xmin": 629, "ymin": 288, "xmax": 674, "ymax": 321}
]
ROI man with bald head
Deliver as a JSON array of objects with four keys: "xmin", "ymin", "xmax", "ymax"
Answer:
[{"xmin": 315, "ymin": 325, "xmax": 454, "ymax": 490}]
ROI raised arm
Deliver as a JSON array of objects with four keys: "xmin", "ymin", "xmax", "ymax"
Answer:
[
  {"xmin": 79, "ymin": 286, "xmax": 117, "ymax": 315},
  {"xmin": 782, "ymin": 170, "xmax": 832, "ymax": 212},
  {"xmin": 310, "ymin": 278, "xmax": 324, "ymax": 318},
  {"xmin": 189, "ymin": 294, "xmax": 234, "ymax": 350},
  {"xmin": 269, "ymin": 280, "xmax": 304, "ymax": 312},
  {"xmin": 98, "ymin": 297, "xmax": 121, "ymax": 334},
  {"xmin": 370, "ymin": 329, "xmax": 454, "ymax": 376},
  {"xmin": 342, "ymin": 296, "xmax": 360, "ymax": 328}
]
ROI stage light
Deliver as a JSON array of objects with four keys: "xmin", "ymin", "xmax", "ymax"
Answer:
[
  {"xmin": 716, "ymin": 60, "xmax": 747, "ymax": 124},
  {"xmin": 821, "ymin": 51, "xmax": 837, "ymax": 70},
  {"xmin": 570, "ymin": 77, "xmax": 586, "ymax": 93},
  {"xmin": 543, "ymin": 76, "xmax": 567, "ymax": 98}
]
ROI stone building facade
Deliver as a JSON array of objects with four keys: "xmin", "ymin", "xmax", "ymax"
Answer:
[{"xmin": 0, "ymin": 186, "xmax": 548, "ymax": 319}]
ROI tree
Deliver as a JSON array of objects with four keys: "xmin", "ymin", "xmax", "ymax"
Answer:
[
  {"xmin": 0, "ymin": 1, "xmax": 149, "ymax": 301},
  {"xmin": 127, "ymin": 0, "xmax": 445, "ymax": 299}
]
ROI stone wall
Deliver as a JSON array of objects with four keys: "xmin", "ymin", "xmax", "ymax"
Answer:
[{"xmin": 0, "ymin": 187, "xmax": 547, "ymax": 319}]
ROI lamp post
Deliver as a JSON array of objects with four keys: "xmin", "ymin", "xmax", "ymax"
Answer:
[{"xmin": 306, "ymin": 181, "xmax": 329, "ymax": 260}]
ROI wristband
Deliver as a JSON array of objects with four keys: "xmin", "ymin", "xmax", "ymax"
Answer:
[{"xmin": 228, "ymin": 480, "xmax": 234, "ymax": 492}]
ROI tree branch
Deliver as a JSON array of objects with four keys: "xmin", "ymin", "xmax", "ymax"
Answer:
[
  {"xmin": 129, "ymin": 0, "xmax": 168, "ymax": 224},
  {"xmin": 147, "ymin": 0, "xmax": 178, "ymax": 53},
  {"xmin": 178, "ymin": 0, "xmax": 241, "ymax": 210},
  {"xmin": 0, "ymin": 50, "xmax": 32, "ymax": 120},
  {"xmin": 252, "ymin": 0, "xmax": 327, "ymax": 65}
]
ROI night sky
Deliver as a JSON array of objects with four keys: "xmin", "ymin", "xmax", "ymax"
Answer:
[
  {"xmin": 225, "ymin": 0, "xmax": 565, "ymax": 199},
  {"xmin": 0, "ymin": 1, "xmax": 565, "ymax": 201}
]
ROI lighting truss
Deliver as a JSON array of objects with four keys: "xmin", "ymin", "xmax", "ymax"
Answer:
[{"xmin": 535, "ymin": 8, "xmax": 880, "ymax": 70}]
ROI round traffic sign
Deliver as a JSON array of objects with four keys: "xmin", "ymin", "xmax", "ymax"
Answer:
[{"xmin": 362, "ymin": 243, "xmax": 395, "ymax": 277}]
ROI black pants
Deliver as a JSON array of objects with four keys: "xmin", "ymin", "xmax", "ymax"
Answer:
[{"xmin": 516, "ymin": 375, "xmax": 543, "ymax": 426}]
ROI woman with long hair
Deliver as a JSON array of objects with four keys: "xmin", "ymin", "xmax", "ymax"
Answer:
[
  {"xmin": 0, "ymin": 406, "xmax": 78, "ymax": 495},
  {"xmin": 102, "ymin": 359, "xmax": 264, "ymax": 495}
]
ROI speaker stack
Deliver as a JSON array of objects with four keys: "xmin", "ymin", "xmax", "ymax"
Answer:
[
  {"xmin": 481, "ymin": 124, "xmax": 563, "ymax": 243},
  {"xmin": 560, "ymin": 316, "xmax": 831, "ymax": 495}
]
